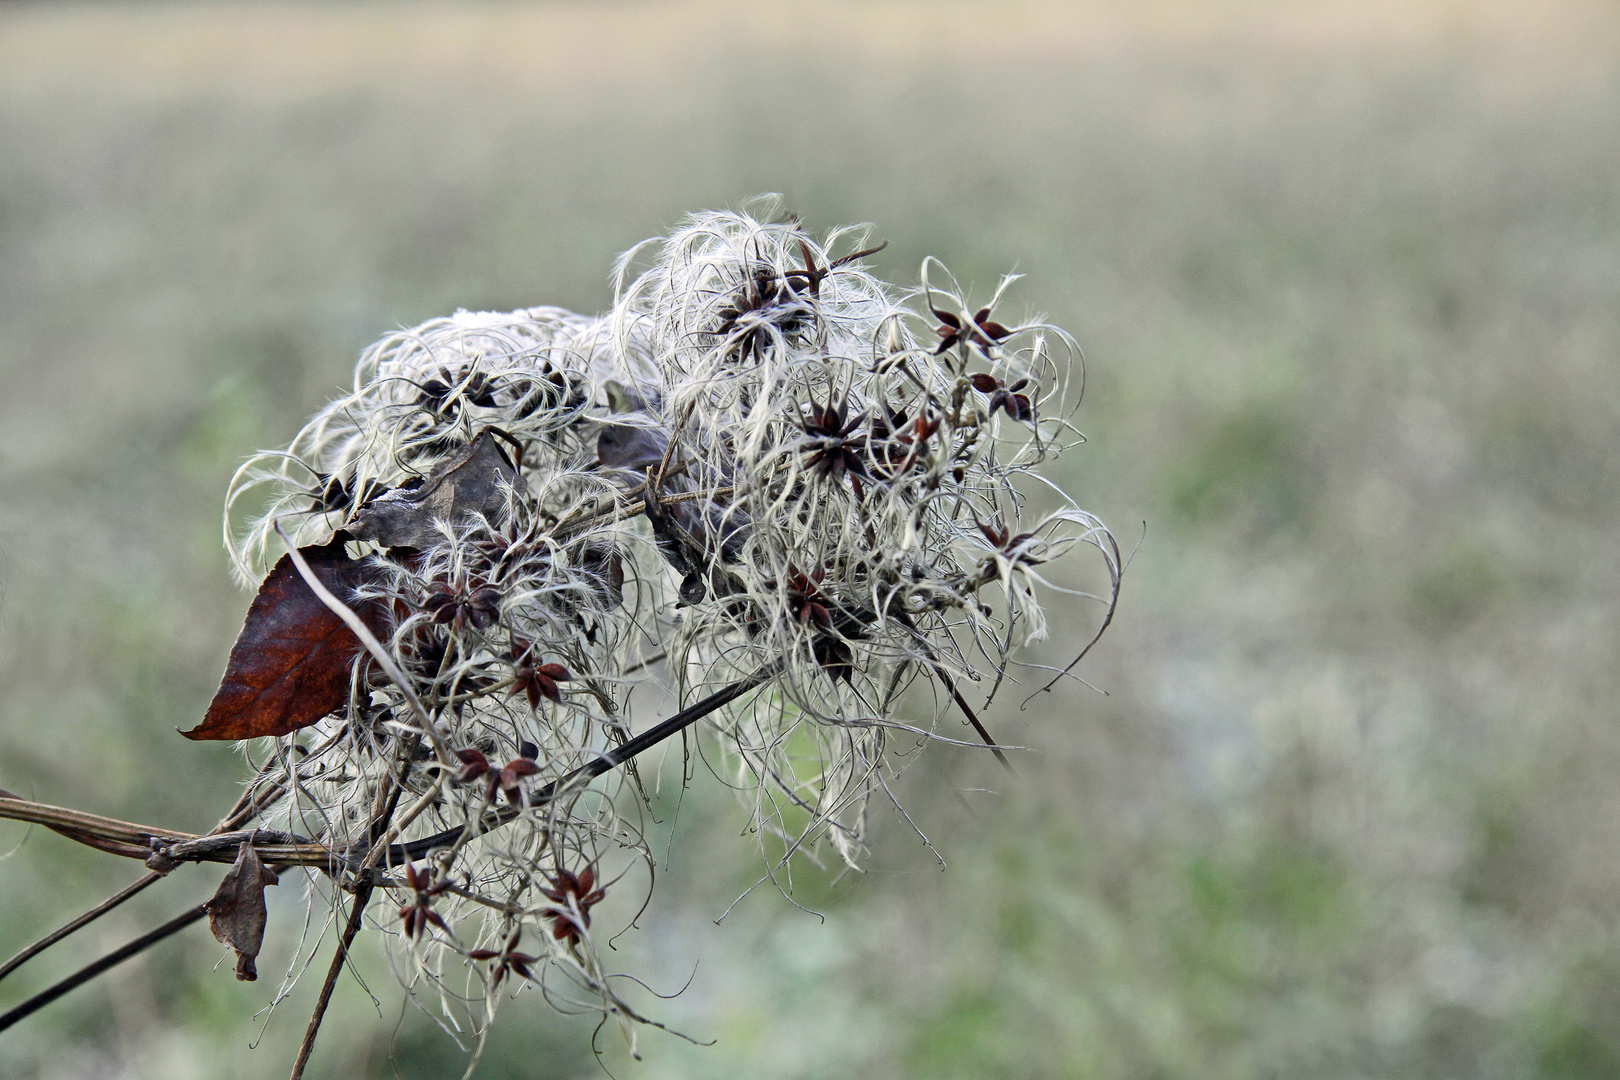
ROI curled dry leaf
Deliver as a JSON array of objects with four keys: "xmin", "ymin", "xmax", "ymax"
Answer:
[
  {"xmin": 208, "ymin": 841, "xmax": 278, "ymax": 981},
  {"xmin": 181, "ymin": 535, "xmax": 388, "ymax": 740},
  {"xmin": 347, "ymin": 428, "xmax": 519, "ymax": 549}
]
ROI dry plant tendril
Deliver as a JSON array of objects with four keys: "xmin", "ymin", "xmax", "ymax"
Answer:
[{"xmin": 219, "ymin": 199, "xmax": 1119, "ymax": 1053}]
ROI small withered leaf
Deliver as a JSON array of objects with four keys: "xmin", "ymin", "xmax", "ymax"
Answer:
[
  {"xmin": 207, "ymin": 842, "xmax": 278, "ymax": 981},
  {"xmin": 181, "ymin": 535, "xmax": 388, "ymax": 740},
  {"xmin": 348, "ymin": 429, "xmax": 520, "ymax": 549}
]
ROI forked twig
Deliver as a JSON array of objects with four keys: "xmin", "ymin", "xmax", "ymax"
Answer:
[
  {"xmin": 0, "ymin": 865, "xmax": 287, "ymax": 1035},
  {"xmin": 0, "ymin": 871, "xmax": 162, "ymax": 985},
  {"xmin": 0, "ymin": 901, "xmax": 213, "ymax": 1034},
  {"xmin": 0, "ymin": 765, "xmax": 287, "ymax": 984},
  {"xmin": 0, "ymin": 668, "xmax": 773, "ymax": 1040},
  {"xmin": 0, "ymin": 798, "xmax": 335, "ymax": 869},
  {"xmin": 0, "ymin": 669, "xmax": 777, "ymax": 874},
  {"xmin": 0, "ymin": 821, "xmax": 290, "ymax": 1033}
]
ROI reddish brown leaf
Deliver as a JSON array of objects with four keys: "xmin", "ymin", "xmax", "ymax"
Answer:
[
  {"xmin": 207, "ymin": 842, "xmax": 278, "ymax": 981},
  {"xmin": 182, "ymin": 535, "xmax": 388, "ymax": 740}
]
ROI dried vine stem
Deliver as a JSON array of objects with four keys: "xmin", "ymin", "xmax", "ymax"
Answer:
[
  {"xmin": 0, "ymin": 871, "xmax": 162, "ymax": 985},
  {"xmin": 0, "ymin": 666, "xmax": 771, "ymax": 877},
  {"xmin": 0, "ymin": 766, "xmax": 287, "ymax": 985},
  {"xmin": 0, "ymin": 862, "xmax": 292, "ymax": 1036},
  {"xmin": 0, "ymin": 900, "xmax": 216, "ymax": 1035},
  {"xmin": 0, "ymin": 799, "xmax": 329, "ymax": 868},
  {"xmin": 0, "ymin": 668, "xmax": 773, "ymax": 1038}
]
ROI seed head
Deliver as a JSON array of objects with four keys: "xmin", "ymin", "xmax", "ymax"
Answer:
[{"xmin": 220, "ymin": 199, "xmax": 1118, "ymax": 1050}]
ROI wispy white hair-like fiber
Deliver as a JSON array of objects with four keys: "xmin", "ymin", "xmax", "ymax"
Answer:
[{"xmin": 221, "ymin": 200, "xmax": 1118, "ymax": 1053}]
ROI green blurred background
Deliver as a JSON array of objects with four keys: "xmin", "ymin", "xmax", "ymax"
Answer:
[{"xmin": 1, "ymin": 1, "xmax": 1618, "ymax": 1076}]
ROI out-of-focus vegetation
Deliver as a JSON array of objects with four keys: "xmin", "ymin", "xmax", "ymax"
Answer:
[{"xmin": 1, "ymin": 1, "xmax": 1618, "ymax": 1076}]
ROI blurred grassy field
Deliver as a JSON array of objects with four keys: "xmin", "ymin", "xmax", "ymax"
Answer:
[{"xmin": 2, "ymin": 1, "xmax": 1618, "ymax": 1077}]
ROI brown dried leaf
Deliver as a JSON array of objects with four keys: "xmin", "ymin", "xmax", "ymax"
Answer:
[
  {"xmin": 181, "ymin": 535, "xmax": 387, "ymax": 741},
  {"xmin": 207, "ymin": 842, "xmax": 278, "ymax": 981},
  {"xmin": 347, "ymin": 429, "xmax": 519, "ymax": 549}
]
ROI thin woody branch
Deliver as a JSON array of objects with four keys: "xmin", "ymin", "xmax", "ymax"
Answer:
[
  {"xmin": 0, "ymin": 668, "xmax": 774, "ymax": 878},
  {"xmin": 0, "ymin": 901, "xmax": 214, "ymax": 1035},
  {"xmin": 0, "ymin": 798, "xmax": 334, "ymax": 869},
  {"xmin": 0, "ymin": 767, "xmax": 288, "ymax": 985},
  {"xmin": 0, "ymin": 871, "xmax": 163, "ymax": 985}
]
